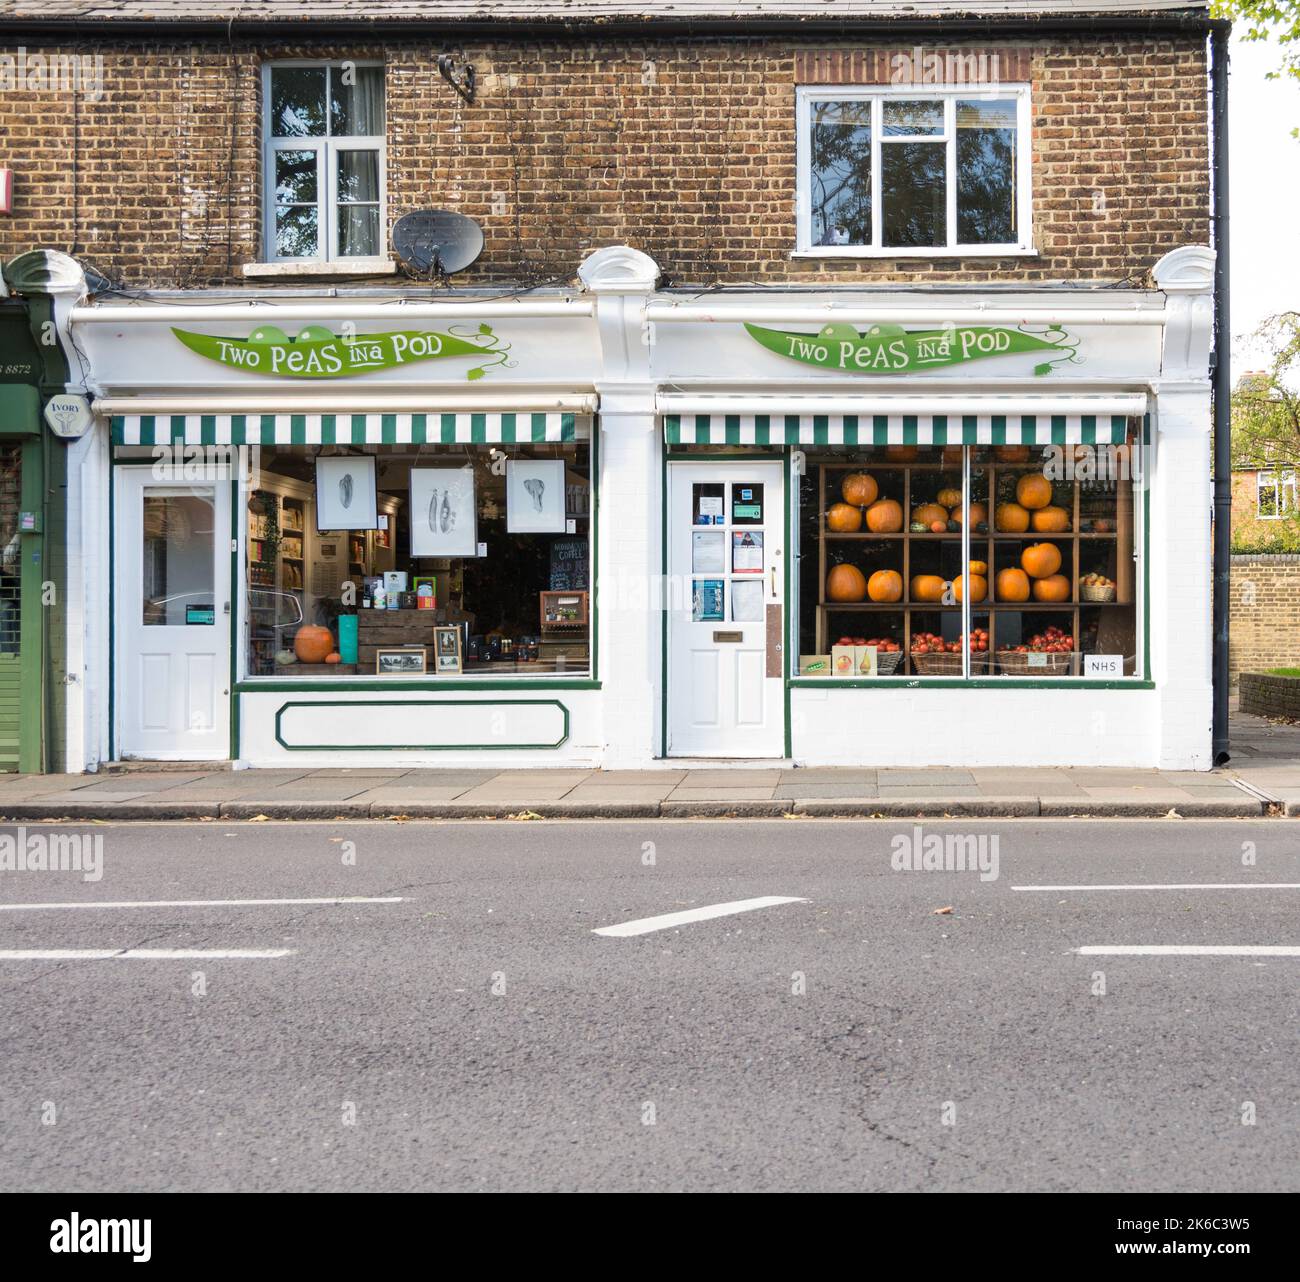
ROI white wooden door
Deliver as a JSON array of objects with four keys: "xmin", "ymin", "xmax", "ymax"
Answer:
[
  {"xmin": 667, "ymin": 461, "xmax": 785, "ymax": 758},
  {"xmin": 116, "ymin": 469, "xmax": 231, "ymax": 759}
]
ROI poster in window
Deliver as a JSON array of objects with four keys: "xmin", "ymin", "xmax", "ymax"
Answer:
[
  {"xmin": 409, "ymin": 466, "xmax": 478, "ymax": 557},
  {"xmin": 506, "ymin": 459, "xmax": 567, "ymax": 533},
  {"xmin": 731, "ymin": 531, "xmax": 763, "ymax": 573},
  {"xmin": 692, "ymin": 579, "xmax": 724, "ymax": 623},
  {"xmin": 315, "ymin": 455, "xmax": 378, "ymax": 532},
  {"xmin": 692, "ymin": 531, "xmax": 725, "ymax": 574},
  {"xmin": 731, "ymin": 579, "xmax": 764, "ymax": 622}
]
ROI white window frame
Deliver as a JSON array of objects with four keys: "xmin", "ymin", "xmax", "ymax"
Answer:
[
  {"xmin": 1257, "ymin": 468, "xmax": 1297, "ymax": 520},
  {"xmin": 262, "ymin": 61, "xmax": 387, "ymax": 266},
  {"xmin": 794, "ymin": 83, "xmax": 1034, "ymax": 258}
]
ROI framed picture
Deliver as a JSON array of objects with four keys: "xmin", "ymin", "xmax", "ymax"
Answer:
[
  {"xmin": 506, "ymin": 458, "xmax": 567, "ymax": 534},
  {"xmin": 433, "ymin": 626, "xmax": 463, "ymax": 674},
  {"xmin": 410, "ymin": 466, "xmax": 477, "ymax": 557},
  {"xmin": 315, "ymin": 455, "xmax": 378, "ymax": 532},
  {"xmin": 375, "ymin": 647, "xmax": 427, "ymax": 675}
]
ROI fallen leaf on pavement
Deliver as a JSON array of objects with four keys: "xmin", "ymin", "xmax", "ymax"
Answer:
[{"xmin": 933, "ymin": 906, "xmax": 954, "ymax": 915}]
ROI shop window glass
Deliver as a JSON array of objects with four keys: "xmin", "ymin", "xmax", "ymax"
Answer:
[
  {"xmin": 796, "ymin": 441, "xmax": 1142, "ymax": 680},
  {"xmin": 142, "ymin": 490, "xmax": 216, "ymax": 627},
  {"xmin": 244, "ymin": 444, "xmax": 591, "ymax": 678}
]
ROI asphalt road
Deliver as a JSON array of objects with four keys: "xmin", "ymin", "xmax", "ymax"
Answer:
[{"xmin": 1, "ymin": 818, "xmax": 1297, "ymax": 1193}]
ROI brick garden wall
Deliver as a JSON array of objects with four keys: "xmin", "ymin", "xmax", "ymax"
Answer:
[
  {"xmin": 1239, "ymin": 673, "xmax": 1300, "ymax": 719},
  {"xmin": 1229, "ymin": 554, "xmax": 1300, "ymax": 684},
  {"xmin": 0, "ymin": 33, "xmax": 1209, "ymax": 289}
]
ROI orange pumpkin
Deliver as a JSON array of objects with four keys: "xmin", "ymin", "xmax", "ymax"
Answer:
[
  {"xmin": 910, "ymin": 574, "xmax": 949, "ymax": 603},
  {"xmin": 867, "ymin": 569, "xmax": 903, "ymax": 603},
  {"xmin": 952, "ymin": 501, "xmax": 988, "ymax": 528},
  {"xmin": 1021, "ymin": 542, "xmax": 1063, "ymax": 579},
  {"xmin": 294, "ymin": 625, "xmax": 335, "ymax": 664},
  {"xmin": 826, "ymin": 502, "xmax": 863, "ymax": 533},
  {"xmin": 1015, "ymin": 473, "xmax": 1054, "ymax": 510},
  {"xmin": 841, "ymin": 472, "xmax": 878, "ymax": 507},
  {"xmin": 911, "ymin": 502, "xmax": 949, "ymax": 528},
  {"xmin": 325, "ymin": 652, "xmax": 342, "ymax": 664},
  {"xmin": 996, "ymin": 567, "xmax": 1031, "ymax": 602},
  {"xmin": 885, "ymin": 445, "xmax": 918, "ymax": 462},
  {"xmin": 954, "ymin": 573, "xmax": 988, "ymax": 603},
  {"xmin": 995, "ymin": 502, "xmax": 1031, "ymax": 533},
  {"xmin": 1031, "ymin": 505, "xmax": 1071, "ymax": 533},
  {"xmin": 968, "ymin": 560, "xmax": 989, "ymax": 576},
  {"xmin": 827, "ymin": 563, "xmax": 868, "ymax": 602},
  {"xmin": 1031, "ymin": 573, "xmax": 1071, "ymax": 603},
  {"xmin": 936, "ymin": 487, "xmax": 963, "ymax": 509},
  {"xmin": 865, "ymin": 498, "xmax": 904, "ymax": 533}
]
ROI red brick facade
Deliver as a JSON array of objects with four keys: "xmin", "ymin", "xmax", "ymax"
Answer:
[{"xmin": 0, "ymin": 33, "xmax": 1210, "ymax": 289}]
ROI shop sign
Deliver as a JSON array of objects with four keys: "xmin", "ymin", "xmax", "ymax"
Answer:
[
  {"xmin": 171, "ymin": 323, "xmax": 514, "ymax": 381},
  {"xmin": 744, "ymin": 322, "xmax": 1079, "ymax": 377}
]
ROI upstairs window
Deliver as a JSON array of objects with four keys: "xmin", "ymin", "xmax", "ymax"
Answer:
[
  {"xmin": 1257, "ymin": 469, "xmax": 1297, "ymax": 519},
  {"xmin": 263, "ymin": 63, "xmax": 386, "ymax": 262},
  {"xmin": 796, "ymin": 86, "xmax": 1032, "ymax": 256}
]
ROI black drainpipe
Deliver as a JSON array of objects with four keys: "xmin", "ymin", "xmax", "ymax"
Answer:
[{"xmin": 1211, "ymin": 23, "xmax": 1231, "ymax": 765}]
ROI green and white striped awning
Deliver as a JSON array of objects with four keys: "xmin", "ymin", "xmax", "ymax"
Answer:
[
  {"xmin": 112, "ymin": 411, "xmax": 587, "ymax": 447},
  {"xmin": 664, "ymin": 413, "xmax": 1134, "ymax": 447}
]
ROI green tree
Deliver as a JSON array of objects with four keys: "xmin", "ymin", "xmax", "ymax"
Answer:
[{"xmin": 1215, "ymin": 2, "xmax": 1300, "ymax": 131}]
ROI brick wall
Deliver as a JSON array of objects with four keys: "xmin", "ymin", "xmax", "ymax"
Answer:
[
  {"xmin": 1239, "ymin": 673, "xmax": 1300, "ymax": 719},
  {"xmin": 0, "ymin": 33, "xmax": 1210, "ymax": 289},
  {"xmin": 1229, "ymin": 555, "xmax": 1300, "ymax": 683}
]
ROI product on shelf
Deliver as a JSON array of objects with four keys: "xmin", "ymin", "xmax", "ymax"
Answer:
[{"xmin": 827, "ymin": 563, "xmax": 868, "ymax": 602}]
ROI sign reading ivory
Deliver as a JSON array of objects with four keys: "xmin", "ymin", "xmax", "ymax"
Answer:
[
  {"xmin": 172, "ymin": 323, "xmax": 514, "ymax": 381},
  {"xmin": 744, "ymin": 322, "xmax": 1080, "ymax": 377}
]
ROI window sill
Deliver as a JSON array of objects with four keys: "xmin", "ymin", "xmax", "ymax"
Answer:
[
  {"xmin": 237, "ymin": 676, "xmax": 600, "ymax": 692},
  {"xmin": 792, "ymin": 245, "xmax": 1038, "ymax": 260},
  {"xmin": 241, "ymin": 260, "xmax": 398, "ymax": 279},
  {"xmin": 790, "ymin": 677, "xmax": 1153, "ymax": 690}
]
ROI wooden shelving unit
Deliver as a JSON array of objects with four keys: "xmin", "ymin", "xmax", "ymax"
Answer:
[{"xmin": 811, "ymin": 455, "xmax": 1136, "ymax": 676}]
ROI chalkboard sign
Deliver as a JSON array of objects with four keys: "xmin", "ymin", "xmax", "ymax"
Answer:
[{"xmin": 549, "ymin": 538, "xmax": 589, "ymax": 591}]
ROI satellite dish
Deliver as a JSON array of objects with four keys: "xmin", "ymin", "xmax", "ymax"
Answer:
[{"xmin": 392, "ymin": 210, "xmax": 484, "ymax": 275}]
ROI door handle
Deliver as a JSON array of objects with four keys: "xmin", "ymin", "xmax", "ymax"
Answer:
[{"xmin": 770, "ymin": 566, "xmax": 778, "ymax": 597}]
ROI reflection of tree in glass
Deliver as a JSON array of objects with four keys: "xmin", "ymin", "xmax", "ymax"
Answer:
[
  {"xmin": 810, "ymin": 101, "xmax": 872, "ymax": 246},
  {"xmin": 881, "ymin": 141, "xmax": 946, "ymax": 248},
  {"xmin": 957, "ymin": 126, "xmax": 1015, "ymax": 244}
]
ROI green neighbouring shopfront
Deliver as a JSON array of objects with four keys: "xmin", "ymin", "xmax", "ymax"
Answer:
[{"xmin": 0, "ymin": 308, "xmax": 48, "ymax": 772}]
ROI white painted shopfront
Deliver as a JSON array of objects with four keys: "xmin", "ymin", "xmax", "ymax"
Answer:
[{"xmin": 42, "ymin": 241, "xmax": 1216, "ymax": 771}]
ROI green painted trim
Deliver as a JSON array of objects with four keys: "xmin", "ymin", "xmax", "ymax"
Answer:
[
  {"xmin": 272, "ymin": 698, "xmax": 570, "ymax": 751},
  {"xmin": 665, "ymin": 452, "xmax": 782, "ymax": 462},
  {"xmin": 16, "ymin": 435, "xmax": 45, "ymax": 771},
  {"xmin": 659, "ymin": 442, "xmax": 669, "ymax": 757},
  {"xmin": 590, "ymin": 423, "xmax": 600, "ymax": 684},
  {"xmin": 0, "ymin": 384, "xmax": 41, "ymax": 436},
  {"xmin": 1143, "ymin": 414, "xmax": 1152, "ymax": 683},
  {"xmin": 790, "ymin": 679, "xmax": 1156, "ymax": 691},
  {"xmin": 783, "ymin": 448, "xmax": 793, "ymax": 760},
  {"xmin": 229, "ymin": 474, "xmax": 239, "ymax": 761},
  {"xmin": 107, "ymin": 458, "xmax": 116, "ymax": 761},
  {"xmin": 239, "ymin": 678, "xmax": 599, "ymax": 693}
]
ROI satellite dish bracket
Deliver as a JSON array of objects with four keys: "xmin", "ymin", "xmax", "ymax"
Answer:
[{"xmin": 437, "ymin": 54, "xmax": 476, "ymax": 105}]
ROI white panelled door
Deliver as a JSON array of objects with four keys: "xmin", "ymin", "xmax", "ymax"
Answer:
[
  {"xmin": 667, "ymin": 461, "xmax": 785, "ymax": 758},
  {"xmin": 116, "ymin": 468, "xmax": 231, "ymax": 759}
]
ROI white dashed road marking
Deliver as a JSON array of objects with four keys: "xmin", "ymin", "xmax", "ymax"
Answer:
[{"xmin": 593, "ymin": 896, "xmax": 808, "ymax": 938}]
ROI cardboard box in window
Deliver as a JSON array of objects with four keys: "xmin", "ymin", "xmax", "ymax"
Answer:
[{"xmin": 830, "ymin": 645, "xmax": 857, "ymax": 677}]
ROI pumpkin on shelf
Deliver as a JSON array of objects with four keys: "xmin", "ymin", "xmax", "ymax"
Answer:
[
  {"xmin": 826, "ymin": 502, "xmax": 863, "ymax": 533},
  {"xmin": 1020, "ymin": 542, "xmax": 1063, "ymax": 579},
  {"xmin": 995, "ymin": 502, "xmax": 1030, "ymax": 533},
  {"xmin": 865, "ymin": 498, "xmax": 904, "ymax": 533},
  {"xmin": 935, "ymin": 487, "xmax": 963, "ymax": 510},
  {"xmin": 841, "ymin": 472, "xmax": 878, "ymax": 507},
  {"xmin": 827, "ymin": 563, "xmax": 868, "ymax": 602},
  {"xmin": 1032, "ymin": 573, "xmax": 1071, "ymax": 602},
  {"xmin": 954, "ymin": 573, "xmax": 988, "ymax": 603},
  {"xmin": 952, "ymin": 501, "xmax": 988, "ymax": 528},
  {"xmin": 867, "ymin": 569, "xmax": 904, "ymax": 602},
  {"xmin": 910, "ymin": 574, "xmax": 949, "ymax": 603},
  {"xmin": 325, "ymin": 652, "xmax": 342, "ymax": 665},
  {"xmin": 293, "ymin": 624, "xmax": 335, "ymax": 664},
  {"xmin": 969, "ymin": 560, "xmax": 989, "ymax": 576},
  {"xmin": 911, "ymin": 502, "xmax": 949, "ymax": 528},
  {"xmin": 1015, "ymin": 473, "xmax": 1054, "ymax": 510},
  {"xmin": 1031, "ymin": 505, "xmax": 1071, "ymax": 533},
  {"xmin": 996, "ymin": 567, "xmax": 1032, "ymax": 602}
]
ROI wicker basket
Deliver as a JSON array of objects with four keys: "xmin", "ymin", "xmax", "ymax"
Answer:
[
  {"xmin": 910, "ymin": 651, "xmax": 990, "ymax": 676},
  {"xmin": 996, "ymin": 649, "xmax": 1078, "ymax": 676},
  {"xmin": 1080, "ymin": 582, "xmax": 1117, "ymax": 603},
  {"xmin": 874, "ymin": 650, "xmax": 905, "ymax": 676}
]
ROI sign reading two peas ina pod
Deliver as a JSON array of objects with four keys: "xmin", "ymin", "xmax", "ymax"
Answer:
[
  {"xmin": 744, "ymin": 322, "xmax": 1082, "ymax": 376},
  {"xmin": 171, "ymin": 323, "xmax": 515, "ymax": 381}
]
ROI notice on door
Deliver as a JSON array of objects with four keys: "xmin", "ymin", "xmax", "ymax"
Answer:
[{"xmin": 731, "ymin": 531, "xmax": 763, "ymax": 573}]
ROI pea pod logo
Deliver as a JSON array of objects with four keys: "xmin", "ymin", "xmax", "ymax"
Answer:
[
  {"xmin": 744, "ymin": 322, "xmax": 1081, "ymax": 377},
  {"xmin": 171, "ymin": 322, "xmax": 515, "ymax": 380}
]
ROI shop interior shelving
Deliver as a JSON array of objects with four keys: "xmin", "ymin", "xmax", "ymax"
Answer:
[{"xmin": 812, "ymin": 454, "xmax": 1136, "ymax": 676}]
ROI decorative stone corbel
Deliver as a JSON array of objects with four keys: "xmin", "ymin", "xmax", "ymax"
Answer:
[
  {"xmin": 578, "ymin": 245, "xmax": 661, "ymax": 387},
  {"xmin": 1152, "ymin": 245, "xmax": 1216, "ymax": 384},
  {"xmin": 2, "ymin": 249, "xmax": 91, "ymax": 394}
]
